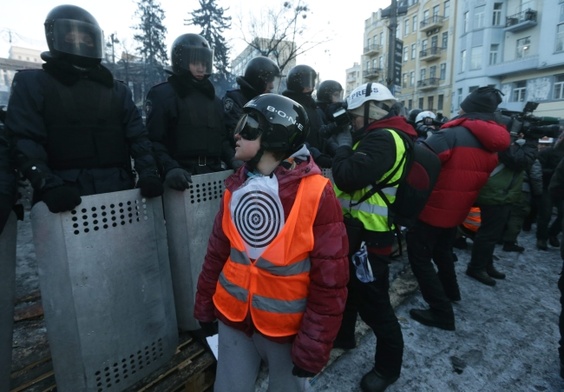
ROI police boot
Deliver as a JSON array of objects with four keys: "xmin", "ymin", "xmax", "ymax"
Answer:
[
  {"xmin": 360, "ymin": 368, "xmax": 399, "ymax": 392},
  {"xmin": 466, "ymin": 268, "xmax": 496, "ymax": 286},
  {"xmin": 486, "ymin": 264, "xmax": 506, "ymax": 280},
  {"xmin": 537, "ymin": 239, "xmax": 548, "ymax": 250}
]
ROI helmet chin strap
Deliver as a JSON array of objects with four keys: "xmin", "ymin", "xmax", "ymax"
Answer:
[{"xmin": 246, "ymin": 146, "xmax": 265, "ymax": 172}]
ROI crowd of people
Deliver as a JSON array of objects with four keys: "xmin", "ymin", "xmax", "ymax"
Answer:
[{"xmin": 1, "ymin": 4, "xmax": 564, "ymax": 392}]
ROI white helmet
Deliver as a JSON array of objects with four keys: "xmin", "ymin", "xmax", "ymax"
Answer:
[
  {"xmin": 347, "ymin": 82, "xmax": 396, "ymax": 110},
  {"xmin": 415, "ymin": 110, "xmax": 437, "ymax": 124}
]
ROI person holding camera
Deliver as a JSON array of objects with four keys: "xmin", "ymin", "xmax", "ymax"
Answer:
[
  {"xmin": 413, "ymin": 110, "xmax": 439, "ymax": 141},
  {"xmin": 315, "ymin": 80, "xmax": 351, "ymax": 157},
  {"xmin": 465, "ymin": 88, "xmax": 537, "ymax": 286}
]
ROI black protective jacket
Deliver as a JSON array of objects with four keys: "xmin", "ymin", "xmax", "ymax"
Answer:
[
  {"xmin": 145, "ymin": 74, "xmax": 233, "ymax": 174},
  {"xmin": 5, "ymin": 56, "xmax": 160, "ymax": 200},
  {"xmin": 223, "ymin": 76, "xmax": 259, "ymax": 136}
]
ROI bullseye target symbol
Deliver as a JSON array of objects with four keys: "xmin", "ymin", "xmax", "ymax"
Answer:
[{"xmin": 234, "ymin": 190, "xmax": 282, "ymax": 248}]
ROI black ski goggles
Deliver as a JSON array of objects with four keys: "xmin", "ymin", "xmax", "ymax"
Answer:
[{"xmin": 234, "ymin": 114, "xmax": 263, "ymax": 141}]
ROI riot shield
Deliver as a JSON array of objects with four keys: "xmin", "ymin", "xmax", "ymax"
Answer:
[
  {"xmin": 0, "ymin": 212, "xmax": 17, "ymax": 392},
  {"xmin": 163, "ymin": 170, "xmax": 232, "ymax": 331},
  {"xmin": 31, "ymin": 189, "xmax": 178, "ymax": 392}
]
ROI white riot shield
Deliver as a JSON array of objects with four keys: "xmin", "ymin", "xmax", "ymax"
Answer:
[
  {"xmin": 163, "ymin": 170, "xmax": 232, "ymax": 331},
  {"xmin": 0, "ymin": 212, "xmax": 17, "ymax": 392},
  {"xmin": 31, "ymin": 189, "xmax": 178, "ymax": 392}
]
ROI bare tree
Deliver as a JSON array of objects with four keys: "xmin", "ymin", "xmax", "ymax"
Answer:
[{"xmin": 235, "ymin": 1, "xmax": 328, "ymax": 74}]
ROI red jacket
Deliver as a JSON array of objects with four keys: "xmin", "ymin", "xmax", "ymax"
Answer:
[
  {"xmin": 418, "ymin": 116, "xmax": 510, "ymax": 228},
  {"xmin": 194, "ymin": 155, "xmax": 349, "ymax": 374}
]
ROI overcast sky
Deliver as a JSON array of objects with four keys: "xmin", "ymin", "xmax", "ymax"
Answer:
[{"xmin": 0, "ymin": 0, "xmax": 390, "ymax": 87}]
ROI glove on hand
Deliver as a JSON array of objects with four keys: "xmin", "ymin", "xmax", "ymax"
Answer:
[
  {"xmin": 199, "ymin": 321, "xmax": 218, "ymax": 337},
  {"xmin": 292, "ymin": 364, "xmax": 317, "ymax": 378},
  {"xmin": 165, "ymin": 168, "xmax": 192, "ymax": 191},
  {"xmin": 0, "ymin": 195, "xmax": 13, "ymax": 235},
  {"xmin": 314, "ymin": 154, "xmax": 333, "ymax": 169},
  {"xmin": 335, "ymin": 128, "xmax": 353, "ymax": 147},
  {"xmin": 137, "ymin": 175, "xmax": 164, "ymax": 198},
  {"xmin": 41, "ymin": 185, "xmax": 82, "ymax": 213}
]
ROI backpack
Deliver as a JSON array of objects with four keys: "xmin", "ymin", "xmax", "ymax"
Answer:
[{"xmin": 353, "ymin": 129, "xmax": 441, "ymax": 229}]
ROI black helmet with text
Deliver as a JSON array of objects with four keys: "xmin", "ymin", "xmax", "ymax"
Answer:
[
  {"xmin": 170, "ymin": 33, "xmax": 214, "ymax": 76},
  {"xmin": 44, "ymin": 5, "xmax": 104, "ymax": 68},
  {"xmin": 234, "ymin": 94, "xmax": 310, "ymax": 159}
]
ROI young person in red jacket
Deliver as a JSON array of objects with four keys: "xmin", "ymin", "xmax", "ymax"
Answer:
[
  {"xmin": 407, "ymin": 86, "xmax": 510, "ymax": 330},
  {"xmin": 194, "ymin": 94, "xmax": 349, "ymax": 391}
]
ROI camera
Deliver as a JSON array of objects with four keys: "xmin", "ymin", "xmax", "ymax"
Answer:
[
  {"xmin": 499, "ymin": 101, "xmax": 561, "ymax": 140},
  {"xmin": 329, "ymin": 102, "xmax": 351, "ymax": 127}
]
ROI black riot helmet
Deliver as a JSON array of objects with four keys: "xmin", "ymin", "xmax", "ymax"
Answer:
[
  {"xmin": 235, "ymin": 94, "xmax": 309, "ymax": 155},
  {"xmin": 243, "ymin": 56, "xmax": 281, "ymax": 94},
  {"xmin": 170, "ymin": 33, "xmax": 213, "ymax": 76},
  {"xmin": 44, "ymin": 5, "xmax": 104, "ymax": 67},
  {"xmin": 286, "ymin": 64, "xmax": 317, "ymax": 93},
  {"xmin": 316, "ymin": 80, "xmax": 344, "ymax": 104},
  {"xmin": 407, "ymin": 108, "xmax": 423, "ymax": 124}
]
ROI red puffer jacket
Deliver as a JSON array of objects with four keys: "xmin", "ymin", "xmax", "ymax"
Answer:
[{"xmin": 194, "ymin": 155, "xmax": 349, "ymax": 374}]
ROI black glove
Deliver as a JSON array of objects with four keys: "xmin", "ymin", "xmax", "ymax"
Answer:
[
  {"xmin": 292, "ymin": 364, "xmax": 317, "ymax": 378},
  {"xmin": 199, "ymin": 321, "xmax": 218, "ymax": 337},
  {"xmin": 314, "ymin": 154, "xmax": 333, "ymax": 168},
  {"xmin": 137, "ymin": 175, "xmax": 164, "ymax": 198},
  {"xmin": 165, "ymin": 168, "xmax": 192, "ymax": 191},
  {"xmin": 0, "ymin": 195, "xmax": 13, "ymax": 235},
  {"xmin": 41, "ymin": 185, "xmax": 82, "ymax": 213}
]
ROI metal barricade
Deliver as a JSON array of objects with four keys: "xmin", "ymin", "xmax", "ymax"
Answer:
[
  {"xmin": 31, "ymin": 189, "xmax": 178, "ymax": 392},
  {"xmin": 0, "ymin": 213, "xmax": 17, "ymax": 392},
  {"xmin": 163, "ymin": 170, "xmax": 232, "ymax": 331}
]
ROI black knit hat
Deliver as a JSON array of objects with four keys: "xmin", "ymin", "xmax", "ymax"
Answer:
[{"xmin": 460, "ymin": 86, "xmax": 504, "ymax": 113}]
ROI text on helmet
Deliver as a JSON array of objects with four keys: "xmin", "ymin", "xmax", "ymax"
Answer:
[{"xmin": 266, "ymin": 105, "xmax": 304, "ymax": 131}]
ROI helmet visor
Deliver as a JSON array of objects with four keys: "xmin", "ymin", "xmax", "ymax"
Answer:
[
  {"xmin": 234, "ymin": 114, "xmax": 263, "ymax": 141},
  {"xmin": 50, "ymin": 19, "xmax": 104, "ymax": 59},
  {"xmin": 174, "ymin": 46, "xmax": 214, "ymax": 75}
]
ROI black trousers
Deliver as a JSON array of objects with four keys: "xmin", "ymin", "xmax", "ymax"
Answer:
[
  {"xmin": 336, "ymin": 251, "xmax": 404, "ymax": 379},
  {"xmin": 559, "ymin": 260, "xmax": 564, "ymax": 363},
  {"xmin": 537, "ymin": 191, "xmax": 564, "ymax": 240},
  {"xmin": 469, "ymin": 204, "xmax": 512, "ymax": 271},
  {"xmin": 406, "ymin": 221, "xmax": 457, "ymax": 317}
]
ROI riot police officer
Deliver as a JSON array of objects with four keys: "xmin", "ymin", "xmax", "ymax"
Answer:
[
  {"xmin": 145, "ymin": 33, "xmax": 234, "ymax": 190},
  {"xmin": 0, "ymin": 108, "xmax": 15, "ymax": 234},
  {"xmin": 5, "ymin": 5, "xmax": 163, "ymax": 213},
  {"xmin": 223, "ymin": 56, "xmax": 281, "ymax": 169}
]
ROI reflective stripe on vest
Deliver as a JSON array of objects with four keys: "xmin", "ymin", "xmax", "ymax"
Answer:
[
  {"xmin": 334, "ymin": 128, "xmax": 406, "ymax": 232},
  {"xmin": 213, "ymin": 174, "xmax": 328, "ymax": 337},
  {"xmin": 462, "ymin": 207, "xmax": 481, "ymax": 232}
]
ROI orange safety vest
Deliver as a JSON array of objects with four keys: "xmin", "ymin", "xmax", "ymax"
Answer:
[
  {"xmin": 213, "ymin": 174, "xmax": 328, "ymax": 337},
  {"xmin": 462, "ymin": 207, "xmax": 481, "ymax": 232}
]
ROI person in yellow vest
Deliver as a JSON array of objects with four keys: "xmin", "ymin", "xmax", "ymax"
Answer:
[
  {"xmin": 331, "ymin": 82, "xmax": 417, "ymax": 392},
  {"xmin": 194, "ymin": 93, "xmax": 349, "ymax": 391}
]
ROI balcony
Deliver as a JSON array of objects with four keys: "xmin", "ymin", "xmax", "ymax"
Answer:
[
  {"xmin": 364, "ymin": 44, "xmax": 382, "ymax": 56},
  {"xmin": 420, "ymin": 15, "xmax": 446, "ymax": 33},
  {"xmin": 505, "ymin": 9, "xmax": 537, "ymax": 32},
  {"xmin": 363, "ymin": 67, "xmax": 383, "ymax": 80},
  {"xmin": 419, "ymin": 46, "xmax": 444, "ymax": 62},
  {"xmin": 417, "ymin": 78, "xmax": 440, "ymax": 90}
]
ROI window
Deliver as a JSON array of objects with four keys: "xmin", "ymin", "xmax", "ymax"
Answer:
[
  {"xmin": 557, "ymin": 23, "xmax": 564, "ymax": 52},
  {"xmin": 411, "ymin": 43, "xmax": 417, "ymax": 59},
  {"xmin": 430, "ymin": 65, "xmax": 437, "ymax": 79},
  {"xmin": 431, "ymin": 35, "xmax": 438, "ymax": 48},
  {"xmin": 442, "ymin": 32, "xmax": 448, "ymax": 48},
  {"xmin": 475, "ymin": 5, "xmax": 485, "ymax": 29},
  {"xmin": 413, "ymin": 15, "xmax": 418, "ymax": 32},
  {"xmin": 444, "ymin": 0, "xmax": 450, "ymax": 18},
  {"xmin": 438, "ymin": 94, "xmax": 444, "ymax": 110},
  {"xmin": 403, "ymin": 46, "xmax": 409, "ymax": 61},
  {"xmin": 490, "ymin": 44, "xmax": 499, "ymax": 65},
  {"xmin": 460, "ymin": 50, "xmax": 466, "ymax": 72},
  {"xmin": 420, "ymin": 68, "xmax": 427, "ymax": 81},
  {"xmin": 492, "ymin": 3, "xmax": 502, "ymax": 26},
  {"xmin": 513, "ymin": 81, "xmax": 527, "ymax": 102},
  {"xmin": 470, "ymin": 46, "xmax": 482, "ymax": 70},
  {"xmin": 380, "ymin": 32, "xmax": 385, "ymax": 45},
  {"xmin": 440, "ymin": 63, "xmax": 446, "ymax": 80},
  {"xmin": 419, "ymin": 98, "xmax": 424, "ymax": 108},
  {"xmin": 554, "ymin": 74, "xmax": 564, "ymax": 99},
  {"xmin": 408, "ymin": 99, "xmax": 413, "ymax": 109},
  {"xmin": 428, "ymin": 96, "xmax": 434, "ymax": 110},
  {"xmin": 366, "ymin": 60, "xmax": 370, "ymax": 70},
  {"xmin": 463, "ymin": 12, "xmax": 469, "ymax": 33},
  {"xmin": 423, "ymin": 9, "xmax": 430, "ymax": 24},
  {"xmin": 410, "ymin": 71, "xmax": 415, "ymax": 86},
  {"xmin": 433, "ymin": 5, "xmax": 440, "ymax": 17},
  {"xmin": 405, "ymin": 19, "xmax": 410, "ymax": 35},
  {"xmin": 367, "ymin": 37, "xmax": 371, "ymax": 49},
  {"xmin": 516, "ymin": 37, "xmax": 531, "ymax": 58},
  {"xmin": 422, "ymin": 39, "xmax": 428, "ymax": 52},
  {"xmin": 403, "ymin": 73, "xmax": 408, "ymax": 88}
]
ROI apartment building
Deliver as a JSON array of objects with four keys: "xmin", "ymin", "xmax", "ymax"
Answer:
[{"xmin": 356, "ymin": 0, "xmax": 564, "ymax": 120}]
